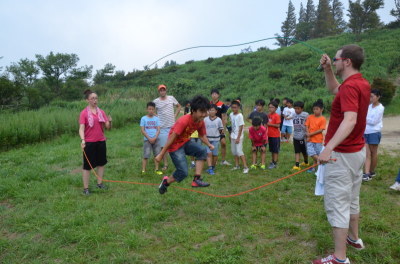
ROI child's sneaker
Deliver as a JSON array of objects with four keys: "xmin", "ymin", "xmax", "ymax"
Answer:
[
  {"xmin": 292, "ymin": 165, "xmax": 301, "ymax": 171},
  {"xmin": 207, "ymin": 168, "xmax": 215, "ymax": 175},
  {"xmin": 250, "ymin": 164, "xmax": 257, "ymax": 169},
  {"xmin": 260, "ymin": 164, "xmax": 266, "ymax": 170},
  {"xmin": 307, "ymin": 167, "xmax": 316, "ymax": 173},
  {"xmin": 369, "ymin": 171, "xmax": 376, "ymax": 178},
  {"xmin": 158, "ymin": 176, "xmax": 169, "ymax": 194},
  {"xmin": 268, "ymin": 162, "xmax": 276, "ymax": 169},
  {"xmin": 192, "ymin": 178, "xmax": 210, "ymax": 187},
  {"xmin": 155, "ymin": 170, "xmax": 163, "ymax": 175},
  {"xmin": 300, "ymin": 162, "xmax": 310, "ymax": 167},
  {"xmin": 141, "ymin": 170, "xmax": 145, "ymax": 174},
  {"xmin": 362, "ymin": 173, "xmax": 371, "ymax": 182},
  {"xmin": 221, "ymin": 160, "xmax": 232, "ymax": 166},
  {"xmin": 243, "ymin": 167, "xmax": 249, "ymax": 174},
  {"xmin": 190, "ymin": 161, "xmax": 196, "ymax": 168},
  {"xmin": 389, "ymin": 182, "xmax": 400, "ymax": 191},
  {"xmin": 312, "ymin": 254, "xmax": 350, "ymax": 264},
  {"xmin": 346, "ymin": 236, "xmax": 365, "ymax": 250},
  {"xmin": 83, "ymin": 188, "xmax": 90, "ymax": 195},
  {"xmin": 97, "ymin": 183, "xmax": 107, "ymax": 189},
  {"xmin": 231, "ymin": 166, "xmax": 240, "ymax": 170}
]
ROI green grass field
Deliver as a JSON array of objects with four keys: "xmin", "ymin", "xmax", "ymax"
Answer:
[{"xmin": 1, "ymin": 124, "xmax": 399, "ymax": 264}]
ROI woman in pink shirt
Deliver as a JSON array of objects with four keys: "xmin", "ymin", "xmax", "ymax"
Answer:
[{"xmin": 79, "ymin": 89, "xmax": 112, "ymax": 195}]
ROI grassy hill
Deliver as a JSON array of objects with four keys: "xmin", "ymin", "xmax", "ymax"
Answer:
[{"xmin": 1, "ymin": 29, "xmax": 399, "ymax": 150}]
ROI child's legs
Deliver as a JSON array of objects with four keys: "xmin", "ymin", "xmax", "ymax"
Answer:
[
  {"xmin": 207, "ymin": 152, "xmax": 213, "ymax": 167},
  {"xmin": 153, "ymin": 139, "xmax": 161, "ymax": 170},
  {"xmin": 212, "ymin": 156, "xmax": 218, "ymax": 167},
  {"xmin": 240, "ymin": 155, "xmax": 248, "ymax": 168},
  {"xmin": 235, "ymin": 138, "xmax": 246, "ymax": 166},
  {"xmin": 272, "ymin": 153, "xmax": 279, "ymax": 163},
  {"xmin": 142, "ymin": 158, "xmax": 148, "ymax": 171},
  {"xmin": 261, "ymin": 146, "xmax": 266, "ymax": 165},
  {"xmin": 364, "ymin": 143, "xmax": 371, "ymax": 173},
  {"xmin": 96, "ymin": 166, "xmax": 104, "ymax": 184},
  {"xmin": 234, "ymin": 156, "xmax": 240, "ymax": 166},
  {"xmin": 210, "ymin": 141, "xmax": 219, "ymax": 167},
  {"xmin": 143, "ymin": 140, "xmax": 152, "ymax": 171},
  {"xmin": 184, "ymin": 140, "xmax": 207, "ymax": 176},
  {"xmin": 269, "ymin": 137, "xmax": 280, "ymax": 163},
  {"xmin": 252, "ymin": 149, "xmax": 257, "ymax": 165},
  {"xmin": 286, "ymin": 126, "xmax": 293, "ymax": 141},
  {"xmin": 295, "ymin": 153, "xmax": 300, "ymax": 163},
  {"xmin": 307, "ymin": 142, "xmax": 321, "ymax": 164},
  {"xmin": 220, "ymin": 136, "xmax": 227, "ymax": 161},
  {"xmin": 169, "ymin": 147, "xmax": 188, "ymax": 184}
]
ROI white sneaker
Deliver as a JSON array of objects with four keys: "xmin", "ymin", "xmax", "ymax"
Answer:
[
  {"xmin": 231, "ymin": 166, "xmax": 240, "ymax": 171},
  {"xmin": 389, "ymin": 182, "xmax": 400, "ymax": 191},
  {"xmin": 221, "ymin": 160, "xmax": 232, "ymax": 166},
  {"xmin": 243, "ymin": 168, "xmax": 249, "ymax": 174}
]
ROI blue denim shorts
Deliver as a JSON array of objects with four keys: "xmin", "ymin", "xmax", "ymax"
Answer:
[
  {"xmin": 364, "ymin": 132, "xmax": 381, "ymax": 145},
  {"xmin": 207, "ymin": 140, "xmax": 220, "ymax": 156},
  {"xmin": 281, "ymin": 125, "xmax": 293, "ymax": 134},
  {"xmin": 169, "ymin": 140, "xmax": 207, "ymax": 182},
  {"xmin": 307, "ymin": 142, "xmax": 323, "ymax": 157}
]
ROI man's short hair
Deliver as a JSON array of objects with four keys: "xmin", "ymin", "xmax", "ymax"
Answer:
[{"xmin": 340, "ymin": 44, "xmax": 365, "ymax": 71}]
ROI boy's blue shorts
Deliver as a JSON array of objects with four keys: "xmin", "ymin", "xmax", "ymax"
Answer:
[
  {"xmin": 364, "ymin": 132, "xmax": 381, "ymax": 145},
  {"xmin": 281, "ymin": 125, "xmax": 293, "ymax": 134}
]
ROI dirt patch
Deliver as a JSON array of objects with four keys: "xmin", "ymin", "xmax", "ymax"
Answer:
[
  {"xmin": 0, "ymin": 200, "xmax": 14, "ymax": 209},
  {"xmin": 379, "ymin": 116, "xmax": 400, "ymax": 154}
]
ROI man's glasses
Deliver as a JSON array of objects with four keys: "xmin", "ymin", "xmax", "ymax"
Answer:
[{"xmin": 333, "ymin": 57, "xmax": 350, "ymax": 62}]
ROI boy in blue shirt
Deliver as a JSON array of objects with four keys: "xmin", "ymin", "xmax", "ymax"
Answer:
[{"xmin": 140, "ymin": 102, "xmax": 162, "ymax": 174}]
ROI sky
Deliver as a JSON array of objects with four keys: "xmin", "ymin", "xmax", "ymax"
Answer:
[{"xmin": 0, "ymin": 0, "xmax": 397, "ymax": 73}]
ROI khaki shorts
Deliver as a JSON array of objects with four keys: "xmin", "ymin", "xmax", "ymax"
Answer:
[{"xmin": 324, "ymin": 148, "xmax": 366, "ymax": 228}]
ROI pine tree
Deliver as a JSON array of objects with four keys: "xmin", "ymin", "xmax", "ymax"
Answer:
[
  {"xmin": 299, "ymin": 2, "xmax": 306, "ymax": 23},
  {"xmin": 331, "ymin": 0, "xmax": 346, "ymax": 34},
  {"xmin": 347, "ymin": 0, "xmax": 384, "ymax": 36},
  {"xmin": 275, "ymin": 0, "xmax": 297, "ymax": 47},
  {"xmin": 314, "ymin": 0, "xmax": 335, "ymax": 38}
]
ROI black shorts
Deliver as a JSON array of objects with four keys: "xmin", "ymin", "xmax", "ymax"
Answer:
[
  {"xmin": 268, "ymin": 137, "xmax": 280, "ymax": 153},
  {"xmin": 293, "ymin": 139, "xmax": 307, "ymax": 155},
  {"xmin": 83, "ymin": 141, "xmax": 107, "ymax": 170}
]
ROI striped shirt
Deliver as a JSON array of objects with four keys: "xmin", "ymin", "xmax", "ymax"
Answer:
[{"xmin": 153, "ymin": 96, "xmax": 179, "ymax": 128}]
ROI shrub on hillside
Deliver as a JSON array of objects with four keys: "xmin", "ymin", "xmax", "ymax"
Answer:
[
  {"xmin": 268, "ymin": 69, "xmax": 284, "ymax": 79},
  {"xmin": 205, "ymin": 57, "xmax": 214, "ymax": 64},
  {"xmin": 292, "ymin": 72, "xmax": 313, "ymax": 87},
  {"xmin": 371, "ymin": 78, "xmax": 397, "ymax": 106}
]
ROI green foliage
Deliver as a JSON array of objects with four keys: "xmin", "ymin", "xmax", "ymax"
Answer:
[
  {"xmin": 292, "ymin": 72, "xmax": 313, "ymax": 86},
  {"xmin": 0, "ymin": 76, "xmax": 22, "ymax": 107},
  {"xmin": 371, "ymin": 78, "xmax": 397, "ymax": 106},
  {"xmin": 6, "ymin": 58, "xmax": 39, "ymax": 87},
  {"xmin": 314, "ymin": 0, "xmax": 335, "ymax": 38},
  {"xmin": 347, "ymin": 0, "xmax": 384, "ymax": 36},
  {"xmin": 275, "ymin": 0, "xmax": 297, "ymax": 47},
  {"xmin": 268, "ymin": 69, "xmax": 284, "ymax": 79}
]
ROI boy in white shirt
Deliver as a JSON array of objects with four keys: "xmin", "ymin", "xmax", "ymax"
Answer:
[
  {"xmin": 230, "ymin": 100, "xmax": 249, "ymax": 174},
  {"xmin": 281, "ymin": 99, "xmax": 295, "ymax": 142}
]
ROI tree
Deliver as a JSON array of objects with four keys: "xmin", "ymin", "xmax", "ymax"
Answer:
[
  {"xmin": 296, "ymin": 1, "xmax": 315, "ymax": 41},
  {"xmin": 347, "ymin": 0, "xmax": 384, "ymax": 36},
  {"xmin": 6, "ymin": 58, "xmax": 39, "ymax": 87},
  {"xmin": 331, "ymin": 0, "xmax": 347, "ymax": 34},
  {"xmin": 314, "ymin": 0, "xmax": 335, "ymax": 38},
  {"xmin": 391, "ymin": 0, "xmax": 400, "ymax": 20},
  {"xmin": 35, "ymin": 52, "xmax": 88, "ymax": 93},
  {"xmin": 93, "ymin": 63, "xmax": 116, "ymax": 85},
  {"xmin": 0, "ymin": 76, "xmax": 22, "ymax": 107},
  {"xmin": 275, "ymin": 0, "xmax": 297, "ymax": 47}
]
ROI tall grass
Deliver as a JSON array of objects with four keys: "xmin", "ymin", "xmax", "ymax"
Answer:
[{"xmin": 0, "ymin": 98, "xmax": 146, "ymax": 151}]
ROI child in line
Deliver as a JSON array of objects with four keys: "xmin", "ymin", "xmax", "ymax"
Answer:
[
  {"xmin": 140, "ymin": 102, "xmax": 162, "ymax": 174},
  {"xmin": 230, "ymin": 100, "xmax": 249, "ymax": 174},
  {"xmin": 267, "ymin": 101, "xmax": 281, "ymax": 169},
  {"xmin": 249, "ymin": 118, "xmax": 268, "ymax": 170},
  {"xmin": 248, "ymin": 99, "xmax": 268, "ymax": 126},
  {"xmin": 292, "ymin": 101, "xmax": 309, "ymax": 170},
  {"xmin": 156, "ymin": 96, "xmax": 214, "ymax": 194},
  {"xmin": 281, "ymin": 99, "xmax": 295, "ymax": 142},
  {"xmin": 305, "ymin": 99, "xmax": 327, "ymax": 173},
  {"xmin": 204, "ymin": 104, "xmax": 224, "ymax": 175}
]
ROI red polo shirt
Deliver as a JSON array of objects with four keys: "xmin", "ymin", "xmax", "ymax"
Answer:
[
  {"xmin": 325, "ymin": 73, "xmax": 370, "ymax": 153},
  {"xmin": 167, "ymin": 114, "xmax": 206, "ymax": 152}
]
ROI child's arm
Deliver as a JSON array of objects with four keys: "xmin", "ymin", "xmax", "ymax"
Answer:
[
  {"xmin": 155, "ymin": 132, "xmax": 178, "ymax": 162},
  {"xmin": 267, "ymin": 122, "xmax": 280, "ymax": 128},
  {"xmin": 236, "ymin": 125, "xmax": 244, "ymax": 144},
  {"xmin": 199, "ymin": 134, "xmax": 214, "ymax": 150},
  {"xmin": 308, "ymin": 129, "xmax": 325, "ymax": 137},
  {"xmin": 141, "ymin": 126, "xmax": 153, "ymax": 142}
]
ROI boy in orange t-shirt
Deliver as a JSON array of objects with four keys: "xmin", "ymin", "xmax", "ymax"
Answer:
[{"xmin": 305, "ymin": 99, "xmax": 327, "ymax": 173}]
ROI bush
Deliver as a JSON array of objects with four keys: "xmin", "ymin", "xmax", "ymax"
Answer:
[
  {"xmin": 371, "ymin": 78, "xmax": 397, "ymax": 106},
  {"xmin": 268, "ymin": 69, "xmax": 284, "ymax": 79},
  {"xmin": 292, "ymin": 72, "xmax": 313, "ymax": 87},
  {"xmin": 205, "ymin": 57, "xmax": 214, "ymax": 64}
]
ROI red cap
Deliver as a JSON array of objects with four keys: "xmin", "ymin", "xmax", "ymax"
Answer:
[{"xmin": 157, "ymin": 84, "xmax": 167, "ymax": 91}]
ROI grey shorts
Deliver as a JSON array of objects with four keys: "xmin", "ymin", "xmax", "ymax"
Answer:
[
  {"xmin": 143, "ymin": 139, "xmax": 161, "ymax": 159},
  {"xmin": 307, "ymin": 142, "xmax": 323, "ymax": 157},
  {"xmin": 324, "ymin": 148, "xmax": 366, "ymax": 228}
]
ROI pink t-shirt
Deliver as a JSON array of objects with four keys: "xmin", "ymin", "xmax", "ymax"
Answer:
[{"xmin": 79, "ymin": 108, "xmax": 109, "ymax": 142}]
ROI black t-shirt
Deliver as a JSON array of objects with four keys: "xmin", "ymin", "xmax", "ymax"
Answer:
[
  {"xmin": 211, "ymin": 100, "xmax": 228, "ymax": 119},
  {"xmin": 248, "ymin": 111, "xmax": 268, "ymax": 125}
]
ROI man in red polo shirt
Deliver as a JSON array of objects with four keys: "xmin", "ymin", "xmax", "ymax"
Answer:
[{"xmin": 312, "ymin": 45, "xmax": 370, "ymax": 264}]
